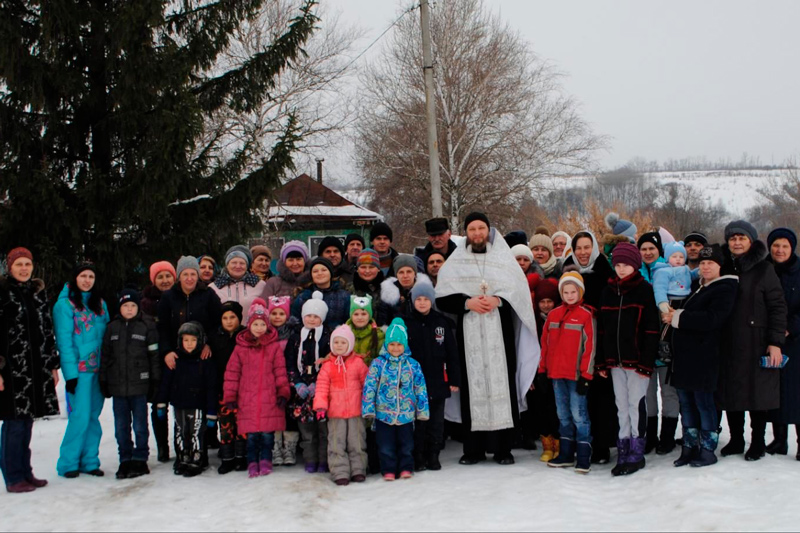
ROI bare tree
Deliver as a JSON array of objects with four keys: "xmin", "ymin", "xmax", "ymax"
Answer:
[
  {"xmin": 355, "ymin": 0, "xmax": 606, "ymax": 250},
  {"xmin": 748, "ymin": 163, "xmax": 800, "ymax": 233}
]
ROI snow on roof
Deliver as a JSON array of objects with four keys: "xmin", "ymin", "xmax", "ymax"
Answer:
[{"xmin": 266, "ymin": 204, "xmax": 382, "ymax": 221}]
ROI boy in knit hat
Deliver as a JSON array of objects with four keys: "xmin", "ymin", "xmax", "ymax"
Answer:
[
  {"xmin": 100, "ymin": 289, "xmax": 161, "ymax": 480},
  {"xmin": 405, "ymin": 278, "xmax": 460, "ymax": 472},
  {"xmin": 284, "ymin": 292, "xmax": 331, "ymax": 473},
  {"xmin": 540, "ymin": 272, "xmax": 596, "ymax": 473},
  {"xmin": 596, "ymin": 242, "xmax": 659, "ymax": 477},
  {"xmin": 313, "ymin": 324, "xmax": 370, "ymax": 485},
  {"xmin": 362, "ymin": 318, "xmax": 429, "ymax": 481}
]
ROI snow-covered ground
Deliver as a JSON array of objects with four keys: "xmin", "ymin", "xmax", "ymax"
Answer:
[{"xmin": 4, "ymin": 390, "xmax": 800, "ymax": 532}]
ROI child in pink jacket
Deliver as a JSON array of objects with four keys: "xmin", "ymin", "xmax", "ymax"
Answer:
[
  {"xmin": 313, "ymin": 324, "xmax": 369, "ymax": 486},
  {"xmin": 224, "ymin": 298, "xmax": 291, "ymax": 478}
]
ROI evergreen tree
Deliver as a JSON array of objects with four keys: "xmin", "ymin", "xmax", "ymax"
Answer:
[{"xmin": 0, "ymin": 0, "xmax": 318, "ymax": 294}]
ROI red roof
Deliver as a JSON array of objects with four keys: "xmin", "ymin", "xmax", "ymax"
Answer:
[{"xmin": 273, "ymin": 173, "xmax": 354, "ymax": 207}]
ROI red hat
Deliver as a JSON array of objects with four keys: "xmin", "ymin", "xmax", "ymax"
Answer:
[
  {"xmin": 149, "ymin": 261, "xmax": 177, "ymax": 285},
  {"xmin": 247, "ymin": 298, "xmax": 269, "ymax": 329},
  {"xmin": 534, "ymin": 278, "xmax": 561, "ymax": 309},
  {"xmin": 7, "ymin": 247, "xmax": 33, "ymax": 268}
]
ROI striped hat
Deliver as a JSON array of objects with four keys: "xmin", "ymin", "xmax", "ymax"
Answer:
[
  {"xmin": 357, "ymin": 248, "xmax": 380, "ymax": 269},
  {"xmin": 558, "ymin": 271, "xmax": 585, "ymax": 299}
]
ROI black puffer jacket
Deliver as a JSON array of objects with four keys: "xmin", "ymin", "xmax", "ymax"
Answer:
[
  {"xmin": 717, "ymin": 240, "xmax": 787, "ymax": 411},
  {"xmin": 157, "ymin": 345, "xmax": 217, "ymax": 415},
  {"xmin": 99, "ymin": 313, "xmax": 161, "ymax": 398},
  {"xmin": 597, "ymin": 272, "xmax": 660, "ymax": 376},
  {"xmin": 0, "ymin": 277, "xmax": 59, "ymax": 420},
  {"xmin": 670, "ymin": 275, "xmax": 739, "ymax": 392},
  {"xmin": 157, "ymin": 282, "xmax": 221, "ymax": 357},
  {"xmin": 406, "ymin": 309, "xmax": 460, "ymax": 401}
]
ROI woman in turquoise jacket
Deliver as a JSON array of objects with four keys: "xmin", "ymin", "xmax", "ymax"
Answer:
[{"xmin": 54, "ymin": 264, "xmax": 109, "ymax": 477}]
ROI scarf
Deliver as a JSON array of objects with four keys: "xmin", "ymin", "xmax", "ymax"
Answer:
[{"xmin": 215, "ymin": 270, "xmax": 260, "ymax": 289}]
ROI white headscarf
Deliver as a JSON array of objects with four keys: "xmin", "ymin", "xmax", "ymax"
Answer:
[{"xmin": 566, "ymin": 230, "xmax": 600, "ymax": 274}]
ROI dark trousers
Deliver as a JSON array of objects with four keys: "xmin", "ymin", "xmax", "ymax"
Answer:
[
  {"xmin": 151, "ymin": 403, "xmax": 169, "ymax": 454},
  {"xmin": 113, "ymin": 395, "xmax": 150, "ymax": 462},
  {"xmin": 727, "ymin": 410, "xmax": 768, "ymax": 443},
  {"xmin": 0, "ymin": 419, "xmax": 34, "ymax": 486},
  {"xmin": 174, "ymin": 408, "xmax": 205, "ymax": 468},
  {"xmin": 414, "ymin": 399, "xmax": 445, "ymax": 456},
  {"xmin": 588, "ymin": 374, "xmax": 619, "ymax": 449},
  {"xmin": 375, "ymin": 421, "xmax": 415, "ymax": 475},
  {"xmin": 677, "ymin": 389, "xmax": 717, "ymax": 432},
  {"xmin": 366, "ymin": 423, "xmax": 379, "ymax": 474},
  {"xmin": 532, "ymin": 375, "xmax": 560, "ymax": 437},
  {"xmin": 246, "ymin": 432, "xmax": 275, "ymax": 464}
]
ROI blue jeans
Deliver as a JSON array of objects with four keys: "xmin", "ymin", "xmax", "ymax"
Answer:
[
  {"xmin": 677, "ymin": 389, "xmax": 717, "ymax": 433},
  {"xmin": 0, "ymin": 419, "xmax": 34, "ymax": 486},
  {"xmin": 113, "ymin": 395, "xmax": 150, "ymax": 462},
  {"xmin": 246, "ymin": 432, "xmax": 275, "ymax": 464},
  {"xmin": 375, "ymin": 421, "xmax": 414, "ymax": 475},
  {"xmin": 552, "ymin": 379, "xmax": 592, "ymax": 443}
]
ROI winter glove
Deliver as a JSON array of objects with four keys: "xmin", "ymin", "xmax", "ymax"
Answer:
[
  {"xmin": 277, "ymin": 397, "xmax": 287, "ymax": 408},
  {"xmin": 316, "ymin": 410, "xmax": 327, "ymax": 422},
  {"xmin": 147, "ymin": 380, "xmax": 161, "ymax": 403},
  {"xmin": 65, "ymin": 378, "xmax": 78, "ymax": 395},
  {"xmin": 156, "ymin": 406, "xmax": 167, "ymax": 420},
  {"xmin": 100, "ymin": 381, "xmax": 111, "ymax": 399},
  {"xmin": 308, "ymin": 383, "xmax": 316, "ymax": 397},
  {"xmin": 225, "ymin": 401, "xmax": 238, "ymax": 411},
  {"xmin": 576, "ymin": 376, "xmax": 590, "ymax": 396},
  {"xmin": 295, "ymin": 383, "xmax": 309, "ymax": 399},
  {"xmin": 206, "ymin": 419, "xmax": 217, "ymax": 429}
]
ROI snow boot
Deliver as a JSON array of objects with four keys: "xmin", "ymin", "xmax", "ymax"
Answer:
[
  {"xmin": 458, "ymin": 453, "xmax": 486, "ymax": 465},
  {"xmin": 656, "ymin": 417, "xmax": 678, "ymax": 455},
  {"xmin": 153, "ymin": 413, "xmax": 170, "ymax": 463},
  {"xmin": 493, "ymin": 452, "xmax": 515, "ymax": 465},
  {"xmin": 414, "ymin": 452, "xmax": 427, "ymax": 472},
  {"xmin": 283, "ymin": 431, "xmax": 299, "ymax": 466},
  {"xmin": 691, "ymin": 430, "xmax": 719, "ymax": 467},
  {"xmin": 218, "ymin": 443, "xmax": 236, "ymax": 475},
  {"xmin": 575, "ymin": 441, "xmax": 592, "ymax": 473},
  {"xmin": 272, "ymin": 431, "xmax": 285, "ymax": 466},
  {"xmin": 746, "ymin": 413, "xmax": 767, "ymax": 461},
  {"xmin": 305, "ymin": 462, "xmax": 318, "ymax": 473},
  {"xmin": 318, "ymin": 462, "xmax": 329, "ymax": 473},
  {"xmin": 248, "ymin": 463, "xmax": 260, "ymax": 478},
  {"xmin": 540, "ymin": 435, "xmax": 556, "ymax": 463},
  {"xmin": 115, "ymin": 461, "xmax": 132, "ymax": 480},
  {"xmin": 335, "ymin": 478, "xmax": 350, "ymax": 486},
  {"xmin": 766, "ymin": 423, "xmax": 788, "ymax": 455},
  {"xmin": 259, "ymin": 460, "xmax": 273, "ymax": 476},
  {"xmin": 127, "ymin": 461, "xmax": 149, "ymax": 479},
  {"xmin": 6, "ymin": 481, "xmax": 35, "ymax": 493},
  {"xmin": 645, "ymin": 417, "xmax": 659, "ymax": 454},
  {"xmin": 548, "ymin": 438, "xmax": 576, "ymax": 468},
  {"xmin": 620, "ymin": 437, "xmax": 646, "ymax": 476},
  {"xmin": 427, "ymin": 451, "xmax": 442, "ymax": 471},
  {"xmin": 234, "ymin": 440, "xmax": 248, "ymax": 471},
  {"xmin": 674, "ymin": 428, "xmax": 699, "ymax": 467},
  {"xmin": 25, "ymin": 474, "xmax": 48, "ymax": 488},
  {"xmin": 611, "ymin": 438, "xmax": 630, "ymax": 476}
]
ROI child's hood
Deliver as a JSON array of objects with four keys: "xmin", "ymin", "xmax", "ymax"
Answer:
[{"xmin": 236, "ymin": 325, "xmax": 278, "ymax": 347}]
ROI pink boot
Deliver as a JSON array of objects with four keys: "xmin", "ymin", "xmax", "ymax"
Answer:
[
  {"xmin": 259, "ymin": 460, "xmax": 273, "ymax": 476},
  {"xmin": 247, "ymin": 463, "xmax": 259, "ymax": 478}
]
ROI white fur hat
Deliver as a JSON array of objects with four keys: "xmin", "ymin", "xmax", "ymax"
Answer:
[{"xmin": 301, "ymin": 290, "xmax": 328, "ymax": 322}]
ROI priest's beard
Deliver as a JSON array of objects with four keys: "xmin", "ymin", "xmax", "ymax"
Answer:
[{"xmin": 467, "ymin": 237, "xmax": 487, "ymax": 253}]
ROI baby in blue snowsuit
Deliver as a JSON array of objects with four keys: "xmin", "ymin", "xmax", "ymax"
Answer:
[{"xmin": 652, "ymin": 241, "xmax": 698, "ymax": 314}]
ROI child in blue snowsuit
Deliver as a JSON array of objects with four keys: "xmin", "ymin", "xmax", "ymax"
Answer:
[
  {"xmin": 362, "ymin": 318, "xmax": 429, "ymax": 481},
  {"xmin": 652, "ymin": 241, "xmax": 699, "ymax": 315},
  {"xmin": 54, "ymin": 263, "xmax": 109, "ymax": 478}
]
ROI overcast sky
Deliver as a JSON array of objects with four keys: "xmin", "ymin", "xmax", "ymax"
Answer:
[{"xmin": 323, "ymin": 0, "xmax": 799, "ymax": 181}]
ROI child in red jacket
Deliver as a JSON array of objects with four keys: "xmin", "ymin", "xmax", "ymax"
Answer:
[
  {"xmin": 313, "ymin": 324, "xmax": 369, "ymax": 486},
  {"xmin": 539, "ymin": 271, "xmax": 596, "ymax": 474},
  {"xmin": 224, "ymin": 298, "xmax": 291, "ymax": 478}
]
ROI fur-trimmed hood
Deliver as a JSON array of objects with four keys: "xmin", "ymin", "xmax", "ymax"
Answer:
[
  {"xmin": 380, "ymin": 273, "xmax": 432, "ymax": 306},
  {"xmin": 721, "ymin": 239, "xmax": 768, "ymax": 275},
  {"xmin": 0, "ymin": 276, "xmax": 45, "ymax": 294},
  {"xmin": 602, "ymin": 233, "xmax": 632, "ymax": 248}
]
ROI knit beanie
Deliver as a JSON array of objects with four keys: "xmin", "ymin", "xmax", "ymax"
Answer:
[
  {"xmin": 247, "ymin": 297, "xmax": 269, "ymax": 329},
  {"xmin": 350, "ymin": 294, "xmax": 374, "ymax": 320},
  {"xmin": 224, "ymin": 245, "xmax": 253, "ymax": 269},
  {"xmin": 176, "ymin": 255, "xmax": 201, "ymax": 278},
  {"xmin": 385, "ymin": 317, "xmax": 408, "ymax": 349},
  {"xmin": 357, "ymin": 249, "xmax": 381, "ymax": 269},
  {"xmin": 221, "ymin": 300, "xmax": 244, "ymax": 323},
  {"xmin": 318, "ymin": 236, "xmax": 345, "ymax": 257},
  {"xmin": 345, "ymin": 233, "xmax": 366, "ymax": 249},
  {"xmin": 250, "ymin": 245, "xmax": 272, "ymax": 261},
  {"xmin": 149, "ymin": 261, "xmax": 177, "ymax": 285},
  {"xmin": 558, "ymin": 271, "xmax": 585, "ymax": 299},
  {"xmin": 6, "ymin": 247, "xmax": 33, "ymax": 269},
  {"xmin": 464, "ymin": 212, "xmax": 490, "ymax": 231},
  {"xmin": 510, "ymin": 244, "xmax": 534, "ymax": 262},
  {"xmin": 698, "ymin": 244, "xmax": 725, "ymax": 267},
  {"xmin": 393, "ymin": 253, "xmax": 418, "ymax": 274},
  {"xmin": 534, "ymin": 278, "xmax": 561, "ymax": 308},
  {"xmin": 280, "ymin": 240, "xmax": 310, "ymax": 263},
  {"xmin": 504, "ymin": 230, "xmax": 528, "ymax": 248},
  {"xmin": 612, "ymin": 242, "xmax": 643, "ymax": 270},
  {"xmin": 118, "ymin": 288, "xmax": 141, "ymax": 309},
  {"xmin": 309, "ymin": 257, "xmax": 334, "ymax": 278},
  {"xmin": 370, "ymin": 222, "xmax": 393, "ymax": 242},
  {"xmin": 768, "ymin": 227, "xmax": 798, "ymax": 254},
  {"xmin": 683, "ymin": 231, "xmax": 708, "ymax": 247},
  {"xmin": 331, "ymin": 324, "xmax": 356, "ymax": 355},
  {"xmin": 410, "ymin": 277, "xmax": 436, "ymax": 304},
  {"xmin": 605, "ymin": 212, "xmax": 638, "ymax": 242},
  {"xmin": 529, "ymin": 233, "xmax": 555, "ymax": 257},
  {"xmin": 724, "ymin": 220, "xmax": 758, "ymax": 243},
  {"xmin": 302, "ymin": 291, "xmax": 328, "ymax": 322},
  {"xmin": 637, "ymin": 232, "xmax": 664, "ymax": 257},
  {"xmin": 267, "ymin": 296, "xmax": 291, "ymax": 317},
  {"xmin": 664, "ymin": 241, "xmax": 687, "ymax": 261}
]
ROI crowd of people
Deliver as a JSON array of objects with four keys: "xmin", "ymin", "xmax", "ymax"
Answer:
[{"xmin": 1, "ymin": 211, "xmax": 799, "ymax": 493}]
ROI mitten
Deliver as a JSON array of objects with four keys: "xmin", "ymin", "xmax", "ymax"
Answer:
[
  {"xmin": 295, "ymin": 383, "xmax": 309, "ymax": 399},
  {"xmin": 100, "ymin": 381, "xmax": 111, "ymax": 399},
  {"xmin": 147, "ymin": 380, "xmax": 160, "ymax": 403},
  {"xmin": 65, "ymin": 378, "xmax": 78, "ymax": 395},
  {"xmin": 576, "ymin": 376, "xmax": 590, "ymax": 396},
  {"xmin": 206, "ymin": 419, "xmax": 217, "ymax": 429},
  {"xmin": 316, "ymin": 410, "xmax": 327, "ymax": 422},
  {"xmin": 225, "ymin": 401, "xmax": 238, "ymax": 411}
]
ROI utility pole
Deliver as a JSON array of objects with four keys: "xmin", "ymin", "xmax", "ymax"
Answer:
[{"xmin": 420, "ymin": 0, "xmax": 443, "ymax": 217}]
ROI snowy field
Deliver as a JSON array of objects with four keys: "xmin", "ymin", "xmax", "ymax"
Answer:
[{"xmin": 4, "ymin": 391, "xmax": 800, "ymax": 532}]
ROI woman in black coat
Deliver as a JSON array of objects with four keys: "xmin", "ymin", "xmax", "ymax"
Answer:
[
  {"xmin": 765, "ymin": 228, "xmax": 800, "ymax": 458},
  {"xmin": 0, "ymin": 248, "xmax": 60, "ymax": 492},
  {"xmin": 717, "ymin": 220, "xmax": 787, "ymax": 461},
  {"xmin": 667, "ymin": 244, "xmax": 738, "ymax": 467}
]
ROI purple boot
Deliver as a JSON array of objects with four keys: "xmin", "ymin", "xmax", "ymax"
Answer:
[
  {"xmin": 625, "ymin": 437, "xmax": 646, "ymax": 475},
  {"xmin": 259, "ymin": 460, "xmax": 273, "ymax": 476},
  {"xmin": 248, "ymin": 463, "xmax": 260, "ymax": 478},
  {"xmin": 317, "ymin": 462, "xmax": 329, "ymax": 473},
  {"xmin": 304, "ymin": 462, "xmax": 318, "ymax": 474}
]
